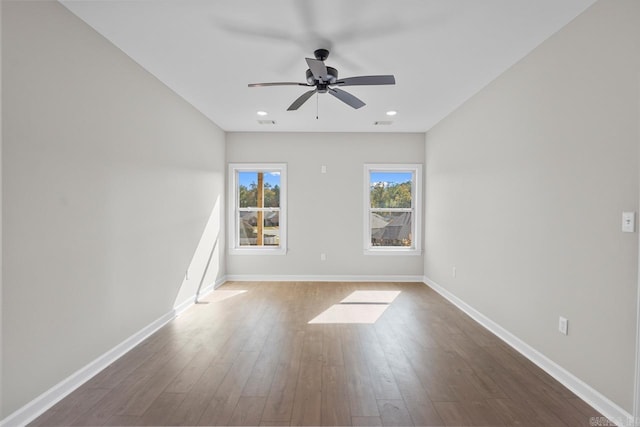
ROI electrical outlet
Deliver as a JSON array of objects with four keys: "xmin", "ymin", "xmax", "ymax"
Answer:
[
  {"xmin": 622, "ymin": 211, "xmax": 635, "ymax": 232},
  {"xmin": 558, "ymin": 316, "xmax": 568, "ymax": 335}
]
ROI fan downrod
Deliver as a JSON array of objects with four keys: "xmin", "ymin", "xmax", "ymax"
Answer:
[{"xmin": 314, "ymin": 48, "xmax": 330, "ymax": 61}]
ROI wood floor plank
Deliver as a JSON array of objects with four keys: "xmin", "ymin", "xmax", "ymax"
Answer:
[
  {"xmin": 373, "ymin": 318, "xmax": 445, "ymax": 426},
  {"xmin": 118, "ymin": 341, "xmax": 200, "ymax": 417},
  {"xmin": 290, "ymin": 391, "xmax": 322, "ymax": 426},
  {"xmin": 433, "ymin": 401, "xmax": 475, "ymax": 426},
  {"xmin": 242, "ymin": 319, "xmax": 291, "ymax": 397},
  {"xmin": 377, "ymin": 399, "xmax": 413, "ymax": 426},
  {"xmin": 352, "ymin": 416, "xmax": 383, "ymax": 426},
  {"xmin": 163, "ymin": 343, "xmax": 218, "ymax": 394},
  {"xmin": 101, "ymin": 414, "xmax": 144, "ymax": 426},
  {"xmin": 166, "ymin": 362, "xmax": 232, "ymax": 426},
  {"xmin": 527, "ymin": 392, "xmax": 597, "ymax": 427},
  {"xmin": 487, "ymin": 397, "xmax": 568, "ymax": 427},
  {"xmin": 85, "ymin": 330, "xmax": 169, "ymax": 390},
  {"xmin": 196, "ymin": 350, "xmax": 261, "ymax": 426},
  {"xmin": 400, "ymin": 344, "xmax": 459, "ymax": 402},
  {"xmin": 322, "ymin": 324, "xmax": 345, "ymax": 366},
  {"xmin": 486, "ymin": 398, "xmax": 533, "ymax": 426},
  {"xmin": 139, "ymin": 392, "xmax": 186, "ymax": 426},
  {"xmin": 357, "ymin": 325, "xmax": 403, "ymax": 400},
  {"xmin": 458, "ymin": 399, "xmax": 510, "ymax": 426},
  {"xmin": 341, "ymin": 326, "xmax": 380, "ymax": 417},
  {"xmin": 261, "ymin": 330, "xmax": 305, "ymax": 422},
  {"xmin": 290, "ymin": 328, "xmax": 323, "ymax": 426},
  {"xmin": 321, "ymin": 365, "xmax": 351, "ymax": 426},
  {"xmin": 30, "ymin": 282, "xmax": 609, "ymax": 427},
  {"xmin": 228, "ymin": 396, "xmax": 267, "ymax": 426}
]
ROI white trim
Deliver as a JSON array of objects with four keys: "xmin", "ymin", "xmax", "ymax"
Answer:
[
  {"xmin": 227, "ymin": 163, "xmax": 287, "ymax": 256},
  {"xmin": 364, "ymin": 249, "xmax": 423, "ymax": 256},
  {"xmin": 363, "ymin": 164, "xmax": 422, "ymax": 255},
  {"xmin": 225, "ymin": 274, "xmax": 424, "ymax": 283},
  {"xmin": 0, "ymin": 311, "xmax": 175, "ymax": 427},
  {"xmin": 228, "ymin": 247, "xmax": 287, "ymax": 256},
  {"xmin": 423, "ymin": 276, "xmax": 633, "ymax": 427},
  {"xmin": 0, "ymin": 276, "xmax": 229, "ymax": 427}
]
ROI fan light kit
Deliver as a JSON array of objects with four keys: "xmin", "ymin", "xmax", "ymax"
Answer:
[
  {"xmin": 386, "ymin": 110, "xmax": 397, "ymax": 116},
  {"xmin": 256, "ymin": 111, "xmax": 268, "ymax": 116},
  {"xmin": 249, "ymin": 48, "xmax": 396, "ymax": 111}
]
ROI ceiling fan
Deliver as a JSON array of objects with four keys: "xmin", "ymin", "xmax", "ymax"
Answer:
[{"xmin": 248, "ymin": 48, "xmax": 395, "ymax": 111}]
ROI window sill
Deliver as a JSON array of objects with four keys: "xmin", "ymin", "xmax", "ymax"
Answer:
[
  {"xmin": 364, "ymin": 248, "xmax": 422, "ymax": 256},
  {"xmin": 229, "ymin": 247, "xmax": 287, "ymax": 256}
]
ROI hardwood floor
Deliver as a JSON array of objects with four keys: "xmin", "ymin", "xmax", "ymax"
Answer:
[{"xmin": 30, "ymin": 281, "xmax": 610, "ymax": 426}]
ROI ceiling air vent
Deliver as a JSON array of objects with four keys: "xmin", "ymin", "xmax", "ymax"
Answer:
[
  {"xmin": 374, "ymin": 120, "xmax": 393, "ymax": 126},
  {"xmin": 257, "ymin": 120, "xmax": 276, "ymax": 125}
]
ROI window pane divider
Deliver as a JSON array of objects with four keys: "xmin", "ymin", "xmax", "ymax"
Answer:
[{"xmin": 370, "ymin": 208, "xmax": 413, "ymax": 212}]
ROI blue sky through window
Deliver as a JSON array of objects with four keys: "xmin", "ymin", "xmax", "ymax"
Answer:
[
  {"xmin": 238, "ymin": 171, "xmax": 281, "ymax": 188},
  {"xmin": 370, "ymin": 171, "xmax": 412, "ymax": 186}
]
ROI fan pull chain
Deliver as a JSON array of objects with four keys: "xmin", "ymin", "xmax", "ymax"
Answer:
[{"xmin": 316, "ymin": 92, "xmax": 319, "ymax": 120}]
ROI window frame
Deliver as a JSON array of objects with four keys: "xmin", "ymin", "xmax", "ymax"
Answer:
[
  {"xmin": 228, "ymin": 163, "xmax": 287, "ymax": 255},
  {"xmin": 363, "ymin": 163, "xmax": 422, "ymax": 256}
]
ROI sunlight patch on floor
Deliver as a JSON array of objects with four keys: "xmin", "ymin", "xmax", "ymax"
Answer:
[{"xmin": 308, "ymin": 290, "xmax": 401, "ymax": 324}]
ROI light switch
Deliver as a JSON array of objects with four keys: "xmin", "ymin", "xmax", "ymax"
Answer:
[
  {"xmin": 622, "ymin": 212, "xmax": 635, "ymax": 233},
  {"xmin": 558, "ymin": 316, "xmax": 568, "ymax": 335},
  {"xmin": 321, "ymin": 165, "xmax": 327, "ymax": 174}
]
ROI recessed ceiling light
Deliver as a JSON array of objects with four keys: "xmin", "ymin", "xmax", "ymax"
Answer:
[
  {"xmin": 386, "ymin": 110, "xmax": 397, "ymax": 116},
  {"xmin": 257, "ymin": 111, "xmax": 268, "ymax": 116}
]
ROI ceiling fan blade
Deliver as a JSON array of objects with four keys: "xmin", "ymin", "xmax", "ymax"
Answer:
[
  {"xmin": 305, "ymin": 58, "xmax": 328, "ymax": 81},
  {"xmin": 328, "ymin": 88, "xmax": 365, "ymax": 109},
  {"xmin": 249, "ymin": 82, "xmax": 310, "ymax": 87},
  {"xmin": 287, "ymin": 89, "xmax": 317, "ymax": 111},
  {"xmin": 335, "ymin": 75, "xmax": 396, "ymax": 86}
]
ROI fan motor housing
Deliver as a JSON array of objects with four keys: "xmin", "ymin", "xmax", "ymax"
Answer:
[
  {"xmin": 314, "ymin": 48, "xmax": 330, "ymax": 61},
  {"xmin": 306, "ymin": 66, "xmax": 338, "ymax": 85}
]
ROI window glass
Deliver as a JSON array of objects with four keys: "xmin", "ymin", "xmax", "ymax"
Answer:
[
  {"xmin": 364, "ymin": 165, "xmax": 421, "ymax": 254},
  {"xmin": 370, "ymin": 172, "xmax": 412, "ymax": 208},
  {"xmin": 230, "ymin": 164, "xmax": 286, "ymax": 254}
]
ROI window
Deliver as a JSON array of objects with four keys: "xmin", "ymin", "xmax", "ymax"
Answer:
[
  {"xmin": 229, "ymin": 164, "xmax": 286, "ymax": 254},
  {"xmin": 364, "ymin": 164, "xmax": 422, "ymax": 255}
]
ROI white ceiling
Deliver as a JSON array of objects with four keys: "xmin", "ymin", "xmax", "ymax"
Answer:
[{"xmin": 60, "ymin": 0, "xmax": 596, "ymax": 133}]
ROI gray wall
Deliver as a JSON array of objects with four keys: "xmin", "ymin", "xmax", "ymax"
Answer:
[
  {"xmin": 424, "ymin": 0, "xmax": 639, "ymax": 412},
  {"xmin": 1, "ymin": 0, "xmax": 226, "ymax": 417},
  {"xmin": 226, "ymin": 132, "xmax": 424, "ymax": 278}
]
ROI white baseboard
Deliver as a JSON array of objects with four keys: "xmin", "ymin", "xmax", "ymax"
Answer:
[
  {"xmin": 0, "ymin": 276, "xmax": 227, "ymax": 427},
  {"xmin": 423, "ymin": 276, "xmax": 633, "ymax": 427},
  {"xmin": 225, "ymin": 274, "xmax": 424, "ymax": 283}
]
